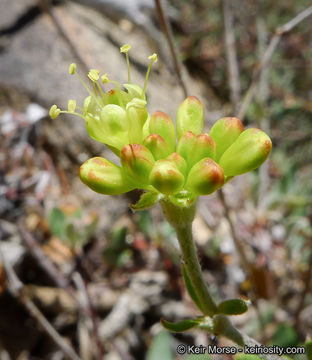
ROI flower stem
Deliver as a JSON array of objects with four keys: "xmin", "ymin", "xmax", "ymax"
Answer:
[{"xmin": 160, "ymin": 199, "xmax": 217, "ymax": 317}]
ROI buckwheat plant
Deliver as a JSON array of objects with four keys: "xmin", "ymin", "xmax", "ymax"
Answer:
[{"xmin": 50, "ymin": 44, "xmax": 272, "ymax": 346}]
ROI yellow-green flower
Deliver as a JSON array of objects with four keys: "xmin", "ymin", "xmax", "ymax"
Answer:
[{"xmin": 50, "ymin": 46, "xmax": 272, "ymax": 208}]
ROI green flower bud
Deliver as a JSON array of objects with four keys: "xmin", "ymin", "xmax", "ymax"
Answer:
[
  {"xmin": 104, "ymin": 89, "xmax": 126, "ymax": 107},
  {"xmin": 185, "ymin": 158, "xmax": 225, "ymax": 195},
  {"xmin": 149, "ymin": 111, "xmax": 176, "ymax": 153},
  {"xmin": 188, "ymin": 133, "xmax": 216, "ymax": 168},
  {"xmin": 219, "ymin": 128, "xmax": 272, "ymax": 177},
  {"xmin": 126, "ymin": 98, "xmax": 149, "ymax": 143},
  {"xmin": 123, "ymin": 84, "xmax": 145, "ymax": 100},
  {"xmin": 176, "ymin": 131, "xmax": 196, "ymax": 168},
  {"xmin": 83, "ymin": 96, "xmax": 98, "ymax": 116},
  {"xmin": 142, "ymin": 114, "xmax": 151, "ymax": 139},
  {"xmin": 85, "ymin": 104, "xmax": 128, "ymax": 150},
  {"xmin": 79, "ymin": 157, "xmax": 135, "ymax": 195},
  {"xmin": 149, "ymin": 160, "xmax": 185, "ymax": 195},
  {"xmin": 100, "ymin": 104, "xmax": 128, "ymax": 148},
  {"xmin": 143, "ymin": 134, "xmax": 170, "ymax": 160},
  {"xmin": 121, "ymin": 144, "xmax": 155, "ymax": 184},
  {"xmin": 209, "ymin": 117, "xmax": 244, "ymax": 161},
  {"xmin": 176, "ymin": 96, "xmax": 204, "ymax": 139},
  {"xmin": 166, "ymin": 152, "xmax": 187, "ymax": 175}
]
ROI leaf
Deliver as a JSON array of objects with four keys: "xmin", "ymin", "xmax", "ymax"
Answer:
[
  {"xmin": 234, "ymin": 355, "xmax": 263, "ymax": 360},
  {"xmin": 146, "ymin": 331, "xmax": 173, "ymax": 360},
  {"xmin": 130, "ymin": 191, "xmax": 160, "ymax": 211},
  {"xmin": 213, "ymin": 315, "xmax": 244, "ymax": 347},
  {"xmin": 161, "ymin": 318, "xmax": 199, "ymax": 333},
  {"xmin": 216, "ymin": 299, "xmax": 249, "ymax": 315},
  {"xmin": 272, "ymin": 323, "xmax": 298, "ymax": 347},
  {"xmin": 182, "ymin": 264, "xmax": 205, "ymax": 313},
  {"xmin": 187, "ymin": 355, "xmax": 211, "ymax": 360},
  {"xmin": 65, "ymin": 223, "xmax": 83, "ymax": 248},
  {"xmin": 48, "ymin": 208, "xmax": 66, "ymax": 238},
  {"xmin": 306, "ymin": 338, "xmax": 312, "ymax": 360}
]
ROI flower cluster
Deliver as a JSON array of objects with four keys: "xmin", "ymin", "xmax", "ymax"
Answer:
[{"xmin": 50, "ymin": 45, "xmax": 272, "ymax": 208}]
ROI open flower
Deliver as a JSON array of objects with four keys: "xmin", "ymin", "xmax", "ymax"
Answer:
[{"xmin": 50, "ymin": 45, "xmax": 272, "ymax": 209}]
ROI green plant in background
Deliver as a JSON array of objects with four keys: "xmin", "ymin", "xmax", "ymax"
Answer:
[
  {"xmin": 50, "ymin": 45, "xmax": 272, "ymax": 346},
  {"xmin": 48, "ymin": 207, "xmax": 98, "ymax": 251}
]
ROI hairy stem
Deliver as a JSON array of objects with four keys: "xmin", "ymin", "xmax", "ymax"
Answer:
[{"xmin": 160, "ymin": 199, "xmax": 217, "ymax": 316}]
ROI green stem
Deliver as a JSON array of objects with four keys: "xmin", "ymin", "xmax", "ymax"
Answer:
[{"xmin": 160, "ymin": 199, "xmax": 217, "ymax": 317}]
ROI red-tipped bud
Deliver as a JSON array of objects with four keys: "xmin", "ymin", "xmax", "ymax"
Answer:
[
  {"xmin": 166, "ymin": 152, "xmax": 187, "ymax": 175},
  {"xmin": 189, "ymin": 133, "xmax": 216, "ymax": 167},
  {"xmin": 79, "ymin": 157, "xmax": 135, "ymax": 195},
  {"xmin": 176, "ymin": 96, "xmax": 204, "ymax": 139},
  {"xmin": 176, "ymin": 131, "xmax": 196, "ymax": 168},
  {"xmin": 185, "ymin": 158, "xmax": 225, "ymax": 195},
  {"xmin": 143, "ymin": 134, "xmax": 170, "ymax": 160},
  {"xmin": 149, "ymin": 160, "xmax": 185, "ymax": 195},
  {"xmin": 219, "ymin": 128, "xmax": 272, "ymax": 177},
  {"xmin": 149, "ymin": 111, "xmax": 176, "ymax": 153},
  {"xmin": 121, "ymin": 144, "xmax": 155, "ymax": 184},
  {"xmin": 209, "ymin": 117, "xmax": 244, "ymax": 161}
]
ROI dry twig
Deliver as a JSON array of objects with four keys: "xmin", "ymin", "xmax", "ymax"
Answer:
[
  {"xmin": 39, "ymin": 0, "xmax": 89, "ymax": 74},
  {"xmin": 18, "ymin": 220, "xmax": 105, "ymax": 359},
  {"xmin": 222, "ymin": 0, "xmax": 241, "ymax": 112},
  {"xmin": 238, "ymin": 5, "xmax": 312, "ymax": 120},
  {"xmin": 294, "ymin": 231, "xmax": 312, "ymax": 329},
  {"xmin": 154, "ymin": 0, "xmax": 188, "ymax": 98},
  {"xmin": 0, "ymin": 246, "xmax": 82, "ymax": 360}
]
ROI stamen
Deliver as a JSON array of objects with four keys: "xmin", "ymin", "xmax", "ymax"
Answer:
[
  {"xmin": 101, "ymin": 74, "xmax": 109, "ymax": 84},
  {"xmin": 68, "ymin": 63, "xmax": 77, "ymax": 75},
  {"xmin": 68, "ymin": 100, "xmax": 76, "ymax": 112},
  {"xmin": 75, "ymin": 72, "xmax": 101, "ymax": 107},
  {"xmin": 96, "ymin": 81, "xmax": 106, "ymax": 99},
  {"xmin": 92, "ymin": 82, "xmax": 99, "ymax": 97},
  {"xmin": 88, "ymin": 69, "xmax": 100, "ymax": 82},
  {"xmin": 120, "ymin": 44, "xmax": 132, "ymax": 84},
  {"xmin": 49, "ymin": 105, "xmax": 61, "ymax": 119},
  {"xmin": 60, "ymin": 110, "xmax": 85, "ymax": 119},
  {"xmin": 143, "ymin": 53, "xmax": 158, "ymax": 95}
]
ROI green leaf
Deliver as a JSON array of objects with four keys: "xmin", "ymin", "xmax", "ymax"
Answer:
[
  {"xmin": 213, "ymin": 315, "xmax": 244, "ymax": 347},
  {"xmin": 272, "ymin": 323, "xmax": 298, "ymax": 347},
  {"xmin": 161, "ymin": 318, "xmax": 199, "ymax": 333},
  {"xmin": 146, "ymin": 331, "xmax": 173, "ymax": 360},
  {"xmin": 216, "ymin": 299, "xmax": 249, "ymax": 315},
  {"xmin": 130, "ymin": 191, "xmax": 160, "ymax": 211},
  {"xmin": 48, "ymin": 208, "xmax": 66, "ymax": 238},
  {"xmin": 187, "ymin": 355, "xmax": 211, "ymax": 360},
  {"xmin": 234, "ymin": 355, "xmax": 262, "ymax": 360},
  {"xmin": 182, "ymin": 264, "xmax": 204, "ymax": 313},
  {"xmin": 65, "ymin": 223, "xmax": 82, "ymax": 248},
  {"xmin": 306, "ymin": 338, "xmax": 312, "ymax": 360}
]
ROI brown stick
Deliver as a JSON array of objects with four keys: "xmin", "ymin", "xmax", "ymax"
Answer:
[
  {"xmin": 154, "ymin": 0, "xmax": 188, "ymax": 98},
  {"xmin": 222, "ymin": 0, "xmax": 241, "ymax": 112},
  {"xmin": 39, "ymin": 0, "xmax": 89, "ymax": 74},
  {"xmin": 238, "ymin": 5, "xmax": 312, "ymax": 120},
  {"xmin": 218, "ymin": 189, "xmax": 250, "ymax": 271},
  {"xmin": 0, "ymin": 246, "xmax": 82, "ymax": 360},
  {"xmin": 17, "ymin": 219, "xmax": 105, "ymax": 359},
  {"xmin": 294, "ymin": 232, "xmax": 312, "ymax": 328}
]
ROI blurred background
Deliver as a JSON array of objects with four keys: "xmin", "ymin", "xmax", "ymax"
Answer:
[{"xmin": 0, "ymin": 0, "xmax": 311, "ymax": 359}]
